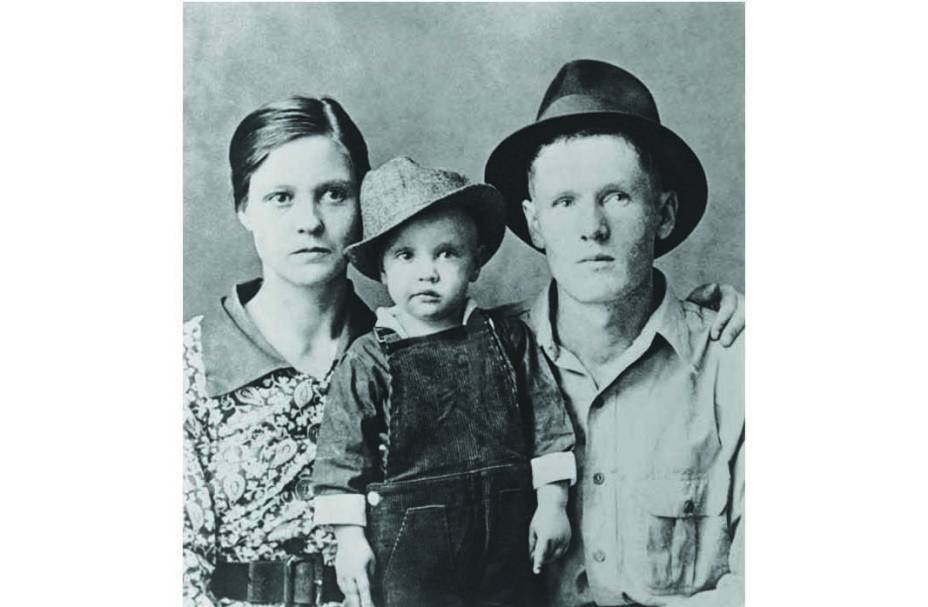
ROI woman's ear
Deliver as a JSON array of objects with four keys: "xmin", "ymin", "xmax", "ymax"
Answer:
[
  {"xmin": 522, "ymin": 199, "xmax": 546, "ymax": 249},
  {"xmin": 237, "ymin": 204, "xmax": 252, "ymax": 232},
  {"xmin": 655, "ymin": 191, "xmax": 678, "ymax": 241}
]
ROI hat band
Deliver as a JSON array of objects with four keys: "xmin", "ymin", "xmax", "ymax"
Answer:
[{"xmin": 540, "ymin": 93, "xmax": 661, "ymax": 124}]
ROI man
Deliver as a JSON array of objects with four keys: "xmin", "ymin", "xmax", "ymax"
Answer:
[{"xmin": 486, "ymin": 59, "xmax": 744, "ymax": 606}]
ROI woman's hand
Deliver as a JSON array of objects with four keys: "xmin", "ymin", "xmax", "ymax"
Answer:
[
  {"xmin": 530, "ymin": 482, "xmax": 571, "ymax": 574},
  {"xmin": 686, "ymin": 283, "xmax": 745, "ymax": 346},
  {"xmin": 332, "ymin": 525, "xmax": 376, "ymax": 607}
]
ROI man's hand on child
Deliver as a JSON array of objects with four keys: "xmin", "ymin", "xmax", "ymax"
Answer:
[
  {"xmin": 685, "ymin": 283, "xmax": 745, "ymax": 346},
  {"xmin": 332, "ymin": 525, "xmax": 376, "ymax": 607},
  {"xmin": 530, "ymin": 482, "xmax": 572, "ymax": 574}
]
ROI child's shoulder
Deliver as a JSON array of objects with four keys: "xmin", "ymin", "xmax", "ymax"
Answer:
[{"xmin": 342, "ymin": 330, "xmax": 388, "ymax": 366}]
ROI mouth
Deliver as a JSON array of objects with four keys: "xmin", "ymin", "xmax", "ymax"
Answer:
[
  {"xmin": 411, "ymin": 290, "xmax": 442, "ymax": 300},
  {"xmin": 292, "ymin": 246, "xmax": 331, "ymax": 257},
  {"xmin": 578, "ymin": 254, "xmax": 615, "ymax": 264}
]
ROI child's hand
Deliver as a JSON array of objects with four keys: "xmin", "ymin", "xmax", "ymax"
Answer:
[
  {"xmin": 528, "ymin": 500, "xmax": 571, "ymax": 574},
  {"xmin": 332, "ymin": 525, "xmax": 376, "ymax": 607}
]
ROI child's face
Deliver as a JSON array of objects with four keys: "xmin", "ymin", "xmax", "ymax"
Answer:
[{"xmin": 380, "ymin": 206, "xmax": 481, "ymax": 326}]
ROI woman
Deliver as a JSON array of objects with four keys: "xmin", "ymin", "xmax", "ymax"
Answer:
[
  {"xmin": 183, "ymin": 95, "xmax": 744, "ymax": 607},
  {"xmin": 183, "ymin": 96, "xmax": 374, "ymax": 607}
]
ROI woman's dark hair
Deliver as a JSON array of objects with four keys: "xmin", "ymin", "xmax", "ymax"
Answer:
[{"xmin": 229, "ymin": 96, "xmax": 370, "ymax": 210}]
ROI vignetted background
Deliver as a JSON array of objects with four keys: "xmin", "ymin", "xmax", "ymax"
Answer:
[{"xmin": 184, "ymin": 2, "xmax": 744, "ymax": 318}]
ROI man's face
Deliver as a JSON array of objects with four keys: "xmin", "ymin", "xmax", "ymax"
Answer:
[{"xmin": 523, "ymin": 134, "xmax": 676, "ymax": 305}]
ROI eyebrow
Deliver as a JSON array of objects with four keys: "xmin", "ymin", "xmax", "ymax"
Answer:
[{"xmin": 312, "ymin": 179, "xmax": 355, "ymax": 194}]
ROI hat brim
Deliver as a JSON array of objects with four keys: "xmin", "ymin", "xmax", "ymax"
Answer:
[
  {"xmin": 345, "ymin": 183, "xmax": 507, "ymax": 281},
  {"xmin": 484, "ymin": 111, "xmax": 708, "ymax": 257}
]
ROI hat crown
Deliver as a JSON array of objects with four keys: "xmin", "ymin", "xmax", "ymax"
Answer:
[
  {"xmin": 359, "ymin": 156, "xmax": 471, "ymax": 239},
  {"xmin": 537, "ymin": 59, "xmax": 660, "ymax": 125}
]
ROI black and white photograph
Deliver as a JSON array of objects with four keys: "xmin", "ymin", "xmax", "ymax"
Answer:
[
  {"xmin": 12, "ymin": 2, "xmax": 928, "ymax": 607},
  {"xmin": 183, "ymin": 3, "xmax": 744, "ymax": 606}
]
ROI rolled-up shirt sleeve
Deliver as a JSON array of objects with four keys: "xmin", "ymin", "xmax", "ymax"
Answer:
[
  {"xmin": 312, "ymin": 336, "xmax": 387, "ymax": 527},
  {"xmin": 495, "ymin": 314, "xmax": 576, "ymax": 487}
]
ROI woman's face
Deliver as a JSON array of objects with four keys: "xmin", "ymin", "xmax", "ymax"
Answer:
[{"xmin": 238, "ymin": 136, "xmax": 361, "ymax": 288}]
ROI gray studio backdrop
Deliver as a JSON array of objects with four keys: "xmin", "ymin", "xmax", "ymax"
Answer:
[{"xmin": 184, "ymin": 2, "xmax": 744, "ymax": 318}]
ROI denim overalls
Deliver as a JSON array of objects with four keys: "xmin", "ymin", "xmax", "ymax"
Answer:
[{"xmin": 365, "ymin": 311, "xmax": 539, "ymax": 607}]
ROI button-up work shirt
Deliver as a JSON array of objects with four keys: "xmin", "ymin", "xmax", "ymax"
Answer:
[{"xmin": 509, "ymin": 273, "xmax": 744, "ymax": 607}]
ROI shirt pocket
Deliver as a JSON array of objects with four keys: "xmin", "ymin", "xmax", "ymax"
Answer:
[{"xmin": 625, "ymin": 469, "xmax": 730, "ymax": 595}]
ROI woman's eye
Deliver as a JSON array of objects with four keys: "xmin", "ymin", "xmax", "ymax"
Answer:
[
  {"xmin": 268, "ymin": 192, "xmax": 292, "ymax": 205},
  {"xmin": 322, "ymin": 188, "xmax": 348, "ymax": 204}
]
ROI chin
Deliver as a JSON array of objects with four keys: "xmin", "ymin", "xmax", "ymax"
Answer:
[{"xmin": 557, "ymin": 275, "xmax": 630, "ymax": 305}]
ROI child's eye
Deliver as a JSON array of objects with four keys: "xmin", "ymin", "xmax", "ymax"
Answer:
[{"xmin": 438, "ymin": 249, "xmax": 459, "ymax": 259}]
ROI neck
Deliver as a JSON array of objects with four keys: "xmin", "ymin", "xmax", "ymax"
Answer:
[
  {"xmin": 555, "ymin": 271, "xmax": 659, "ymax": 367},
  {"xmin": 246, "ymin": 272, "xmax": 351, "ymax": 366}
]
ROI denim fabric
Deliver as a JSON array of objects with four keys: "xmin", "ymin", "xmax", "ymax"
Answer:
[
  {"xmin": 367, "ymin": 465, "xmax": 538, "ymax": 607},
  {"xmin": 367, "ymin": 312, "xmax": 538, "ymax": 606},
  {"xmin": 373, "ymin": 312, "xmax": 526, "ymax": 480}
]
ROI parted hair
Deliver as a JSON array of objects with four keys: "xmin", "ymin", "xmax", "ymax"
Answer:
[{"xmin": 229, "ymin": 96, "xmax": 370, "ymax": 210}]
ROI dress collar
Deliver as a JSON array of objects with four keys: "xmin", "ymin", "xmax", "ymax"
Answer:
[{"xmin": 199, "ymin": 278, "xmax": 374, "ymax": 397}]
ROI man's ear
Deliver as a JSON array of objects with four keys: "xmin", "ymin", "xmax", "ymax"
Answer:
[
  {"xmin": 470, "ymin": 245, "xmax": 483, "ymax": 282},
  {"xmin": 521, "ymin": 199, "xmax": 546, "ymax": 249},
  {"xmin": 655, "ymin": 191, "xmax": 678, "ymax": 241}
]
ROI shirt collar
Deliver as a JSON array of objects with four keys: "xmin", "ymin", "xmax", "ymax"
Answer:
[
  {"xmin": 199, "ymin": 278, "xmax": 374, "ymax": 397},
  {"xmin": 528, "ymin": 269, "xmax": 696, "ymax": 370},
  {"xmin": 374, "ymin": 298, "xmax": 480, "ymax": 338}
]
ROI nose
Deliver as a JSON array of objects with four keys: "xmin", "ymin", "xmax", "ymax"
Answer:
[
  {"xmin": 578, "ymin": 199, "xmax": 609, "ymax": 242},
  {"xmin": 295, "ymin": 199, "xmax": 324, "ymax": 235},
  {"xmin": 417, "ymin": 259, "xmax": 439, "ymax": 283}
]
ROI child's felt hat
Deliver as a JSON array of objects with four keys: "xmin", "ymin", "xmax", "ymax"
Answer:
[
  {"xmin": 345, "ymin": 156, "xmax": 507, "ymax": 280},
  {"xmin": 484, "ymin": 59, "xmax": 708, "ymax": 257}
]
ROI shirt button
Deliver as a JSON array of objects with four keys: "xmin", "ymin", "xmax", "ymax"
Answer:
[
  {"xmin": 683, "ymin": 499, "xmax": 695, "ymax": 515},
  {"xmin": 593, "ymin": 550, "xmax": 606, "ymax": 563},
  {"xmin": 593, "ymin": 473, "xmax": 605, "ymax": 485},
  {"xmin": 367, "ymin": 491, "xmax": 382, "ymax": 507}
]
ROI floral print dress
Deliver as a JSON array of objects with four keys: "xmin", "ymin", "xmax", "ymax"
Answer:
[{"xmin": 183, "ymin": 281, "xmax": 373, "ymax": 607}]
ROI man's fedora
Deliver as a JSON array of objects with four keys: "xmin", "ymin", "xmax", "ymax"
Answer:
[
  {"xmin": 345, "ymin": 156, "xmax": 507, "ymax": 280},
  {"xmin": 485, "ymin": 59, "xmax": 708, "ymax": 257}
]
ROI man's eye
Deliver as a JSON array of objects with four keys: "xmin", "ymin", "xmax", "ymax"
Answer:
[
  {"xmin": 551, "ymin": 197, "xmax": 573, "ymax": 208},
  {"xmin": 603, "ymin": 191, "xmax": 630, "ymax": 205}
]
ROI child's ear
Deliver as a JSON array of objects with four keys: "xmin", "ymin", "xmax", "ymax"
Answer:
[
  {"xmin": 655, "ymin": 190, "xmax": 678, "ymax": 241},
  {"xmin": 521, "ymin": 199, "xmax": 545, "ymax": 249}
]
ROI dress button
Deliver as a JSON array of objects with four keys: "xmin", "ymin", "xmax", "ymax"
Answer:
[
  {"xmin": 683, "ymin": 499, "xmax": 695, "ymax": 515},
  {"xmin": 367, "ymin": 491, "xmax": 382, "ymax": 507},
  {"xmin": 294, "ymin": 476, "xmax": 313, "ymax": 501},
  {"xmin": 293, "ymin": 380, "xmax": 314, "ymax": 407},
  {"xmin": 593, "ymin": 550, "xmax": 606, "ymax": 563},
  {"xmin": 593, "ymin": 473, "xmax": 605, "ymax": 485}
]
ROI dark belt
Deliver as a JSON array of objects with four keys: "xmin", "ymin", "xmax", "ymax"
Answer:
[{"xmin": 210, "ymin": 554, "xmax": 341, "ymax": 606}]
